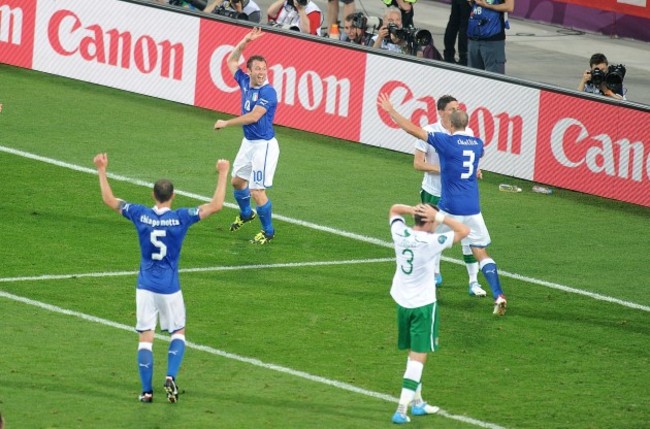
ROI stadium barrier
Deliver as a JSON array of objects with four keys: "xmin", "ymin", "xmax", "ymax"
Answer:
[{"xmin": 1, "ymin": 0, "xmax": 649, "ymax": 206}]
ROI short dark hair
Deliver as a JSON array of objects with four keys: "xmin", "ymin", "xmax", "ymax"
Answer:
[
  {"xmin": 437, "ymin": 95, "xmax": 457, "ymax": 111},
  {"xmin": 247, "ymin": 55, "xmax": 267, "ymax": 71},
  {"xmin": 589, "ymin": 53, "xmax": 608, "ymax": 68},
  {"xmin": 414, "ymin": 203, "xmax": 438, "ymax": 226},
  {"xmin": 153, "ymin": 179, "xmax": 174, "ymax": 203}
]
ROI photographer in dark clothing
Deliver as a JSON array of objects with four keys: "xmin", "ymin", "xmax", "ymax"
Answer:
[{"xmin": 578, "ymin": 53, "xmax": 626, "ymax": 100}]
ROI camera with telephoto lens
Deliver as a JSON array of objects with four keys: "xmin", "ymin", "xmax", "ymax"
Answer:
[
  {"xmin": 605, "ymin": 64, "xmax": 626, "ymax": 92},
  {"xmin": 386, "ymin": 25, "xmax": 432, "ymax": 48},
  {"xmin": 213, "ymin": 4, "xmax": 249, "ymax": 20},
  {"xmin": 168, "ymin": 0, "xmax": 207, "ymax": 9},
  {"xmin": 589, "ymin": 63, "xmax": 626, "ymax": 93},
  {"xmin": 385, "ymin": 23, "xmax": 406, "ymax": 40}
]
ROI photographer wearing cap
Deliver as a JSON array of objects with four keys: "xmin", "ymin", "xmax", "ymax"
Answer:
[
  {"xmin": 204, "ymin": 0, "xmax": 262, "ymax": 22},
  {"xmin": 267, "ymin": 0, "xmax": 323, "ymax": 35},
  {"xmin": 343, "ymin": 12, "xmax": 375, "ymax": 46},
  {"xmin": 578, "ymin": 53, "xmax": 626, "ymax": 100}
]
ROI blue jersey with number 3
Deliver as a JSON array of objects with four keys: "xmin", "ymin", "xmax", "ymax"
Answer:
[
  {"xmin": 235, "ymin": 69, "xmax": 277, "ymax": 141},
  {"xmin": 427, "ymin": 132, "xmax": 483, "ymax": 215},
  {"xmin": 121, "ymin": 204, "xmax": 201, "ymax": 294}
]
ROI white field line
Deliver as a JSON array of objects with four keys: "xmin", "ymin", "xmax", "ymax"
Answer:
[
  {"xmin": 0, "ymin": 258, "xmax": 394, "ymax": 283},
  {"xmin": 1, "ymin": 144, "xmax": 647, "ymax": 313},
  {"xmin": 0, "ymin": 288, "xmax": 506, "ymax": 429}
]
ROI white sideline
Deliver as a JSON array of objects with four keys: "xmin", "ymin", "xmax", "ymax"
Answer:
[{"xmin": 1, "ymin": 144, "xmax": 648, "ymax": 313}]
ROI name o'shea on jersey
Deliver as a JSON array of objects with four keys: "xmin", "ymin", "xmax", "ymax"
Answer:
[{"xmin": 456, "ymin": 138, "xmax": 479, "ymax": 146}]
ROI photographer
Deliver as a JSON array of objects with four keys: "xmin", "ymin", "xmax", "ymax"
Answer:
[
  {"xmin": 342, "ymin": 12, "xmax": 375, "ymax": 46},
  {"xmin": 204, "ymin": 0, "xmax": 261, "ymax": 22},
  {"xmin": 578, "ymin": 53, "xmax": 626, "ymax": 100},
  {"xmin": 372, "ymin": 7, "xmax": 440, "ymax": 59},
  {"xmin": 267, "ymin": 0, "xmax": 323, "ymax": 35},
  {"xmin": 372, "ymin": 7, "xmax": 408, "ymax": 53}
]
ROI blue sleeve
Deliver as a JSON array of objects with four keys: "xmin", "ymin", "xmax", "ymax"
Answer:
[
  {"xmin": 234, "ymin": 69, "xmax": 249, "ymax": 91},
  {"xmin": 178, "ymin": 207, "xmax": 202, "ymax": 227},
  {"xmin": 121, "ymin": 202, "xmax": 142, "ymax": 223},
  {"xmin": 258, "ymin": 85, "xmax": 277, "ymax": 110},
  {"xmin": 427, "ymin": 132, "xmax": 442, "ymax": 153}
]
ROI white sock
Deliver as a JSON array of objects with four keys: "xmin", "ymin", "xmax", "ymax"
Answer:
[{"xmin": 397, "ymin": 359, "xmax": 424, "ymax": 412}]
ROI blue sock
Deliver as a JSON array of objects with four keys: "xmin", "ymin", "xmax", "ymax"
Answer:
[
  {"xmin": 233, "ymin": 188, "xmax": 253, "ymax": 219},
  {"xmin": 480, "ymin": 259, "xmax": 504, "ymax": 299},
  {"xmin": 167, "ymin": 335, "xmax": 186, "ymax": 380},
  {"xmin": 257, "ymin": 200, "xmax": 274, "ymax": 236},
  {"xmin": 137, "ymin": 345, "xmax": 154, "ymax": 393}
]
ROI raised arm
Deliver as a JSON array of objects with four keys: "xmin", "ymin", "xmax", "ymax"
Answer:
[
  {"xmin": 377, "ymin": 93, "xmax": 428, "ymax": 141},
  {"xmin": 93, "ymin": 153, "xmax": 124, "ymax": 214},
  {"xmin": 226, "ymin": 27, "xmax": 264, "ymax": 76},
  {"xmin": 267, "ymin": 0, "xmax": 285, "ymax": 21},
  {"xmin": 389, "ymin": 203, "xmax": 415, "ymax": 219},
  {"xmin": 198, "ymin": 159, "xmax": 231, "ymax": 219}
]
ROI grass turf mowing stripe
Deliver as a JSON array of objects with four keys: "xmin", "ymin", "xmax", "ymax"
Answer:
[{"xmin": 1, "ymin": 144, "xmax": 648, "ymax": 313}]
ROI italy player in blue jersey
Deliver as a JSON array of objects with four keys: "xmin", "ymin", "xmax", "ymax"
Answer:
[
  {"xmin": 93, "ymin": 153, "xmax": 230, "ymax": 402},
  {"xmin": 214, "ymin": 27, "xmax": 279, "ymax": 245},
  {"xmin": 378, "ymin": 93, "xmax": 507, "ymax": 315}
]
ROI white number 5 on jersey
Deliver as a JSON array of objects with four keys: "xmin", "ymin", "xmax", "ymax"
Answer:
[{"xmin": 150, "ymin": 230, "xmax": 167, "ymax": 260}]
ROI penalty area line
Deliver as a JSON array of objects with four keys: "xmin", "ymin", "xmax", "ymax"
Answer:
[{"xmin": 0, "ymin": 289, "xmax": 507, "ymax": 429}]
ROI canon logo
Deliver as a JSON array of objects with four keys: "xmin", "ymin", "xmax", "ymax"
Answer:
[
  {"xmin": 0, "ymin": 4, "xmax": 22, "ymax": 45},
  {"xmin": 469, "ymin": 107, "xmax": 523, "ymax": 155},
  {"xmin": 377, "ymin": 81, "xmax": 436, "ymax": 128},
  {"xmin": 551, "ymin": 118, "xmax": 649, "ymax": 182},
  {"xmin": 209, "ymin": 45, "xmax": 351, "ymax": 117},
  {"xmin": 377, "ymin": 81, "xmax": 523, "ymax": 155},
  {"xmin": 48, "ymin": 10, "xmax": 184, "ymax": 80}
]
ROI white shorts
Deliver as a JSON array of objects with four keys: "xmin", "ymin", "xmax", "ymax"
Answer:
[
  {"xmin": 438, "ymin": 211, "xmax": 492, "ymax": 248},
  {"xmin": 135, "ymin": 289, "xmax": 186, "ymax": 334},
  {"xmin": 232, "ymin": 137, "xmax": 280, "ymax": 190}
]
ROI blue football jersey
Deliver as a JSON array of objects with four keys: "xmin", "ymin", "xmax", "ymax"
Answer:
[
  {"xmin": 427, "ymin": 132, "xmax": 483, "ymax": 215},
  {"xmin": 121, "ymin": 204, "xmax": 201, "ymax": 294},
  {"xmin": 235, "ymin": 69, "xmax": 277, "ymax": 141}
]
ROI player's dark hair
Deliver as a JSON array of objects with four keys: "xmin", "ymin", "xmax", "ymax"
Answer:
[
  {"xmin": 437, "ymin": 95, "xmax": 457, "ymax": 111},
  {"xmin": 247, "ymin": 55, "xmax": 267, "ymax": 71},
  {"xmin": 153, "ymin": 179, "xmax": 174, "ymax": 203},
  {"xmin": 414, "ymin": 203, "xmax": 438, "ymax": 226},
  {"xmin": 589, "ymin": 53, "xmax": 608, "ymax": 68}
]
